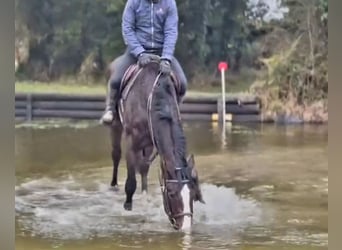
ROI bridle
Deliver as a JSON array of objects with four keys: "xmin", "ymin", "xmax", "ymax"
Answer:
[
  {"xmin": 145, "ymin": 64, "xmax": 193, "ymax": 226},
  {"xmin": 158, "ymin": 163, "xmax": 194, "ymax": 226}
]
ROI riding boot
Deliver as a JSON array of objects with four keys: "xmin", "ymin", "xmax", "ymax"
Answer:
[{"xmin": 101, "ymin": 87, "xmax": 118, "ymax": 124}]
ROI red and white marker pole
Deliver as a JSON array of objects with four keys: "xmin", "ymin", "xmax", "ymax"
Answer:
[{"xmin": 218, "ymin": 62, "xmax": 228, "ymax": 125}]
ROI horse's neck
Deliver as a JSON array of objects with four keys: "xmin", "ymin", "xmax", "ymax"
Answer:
[
  {"xmin": 150, "ymin": 73, "xmax": 186, "ymax": 179},
  {"xmin": 162, "ymin": 156, "xmax": 178, "ymax": 180}
]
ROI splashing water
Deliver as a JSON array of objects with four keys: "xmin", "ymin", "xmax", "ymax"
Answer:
[{"xmin": 15, "ymin": 177, "xmax": 264, "ymax": 241}]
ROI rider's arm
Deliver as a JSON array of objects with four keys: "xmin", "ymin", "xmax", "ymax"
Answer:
[
  {"xmin": 122, "ymin": 0, "xmax": 145, "ymax": 58},
  {"xmin": 162, "ymin": 0, "xmax": 179, "ymax": 61}
]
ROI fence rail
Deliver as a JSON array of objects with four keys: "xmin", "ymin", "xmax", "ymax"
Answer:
[{"xmin": 15, "ymin": 93, "xmax": 262, "ymax": 122}]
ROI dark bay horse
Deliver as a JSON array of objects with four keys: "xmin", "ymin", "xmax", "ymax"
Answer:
[{"xmin": 108, "ymin": 56, "xmax": 204, "ymax": 230}]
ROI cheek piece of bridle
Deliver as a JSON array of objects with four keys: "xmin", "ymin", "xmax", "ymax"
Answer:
[{"xmin": 159, "ymin": 164, "xmax": 194, "ymax": 226}]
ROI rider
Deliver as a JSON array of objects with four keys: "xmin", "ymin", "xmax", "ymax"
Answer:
[{"xmin": 101, "ymin": 0, "xmax": 187, "ymax": 124}]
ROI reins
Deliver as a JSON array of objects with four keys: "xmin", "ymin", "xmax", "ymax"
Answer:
[{"xmin": 147, "ymin": 69, "xmax": 193, "ymax": 225}]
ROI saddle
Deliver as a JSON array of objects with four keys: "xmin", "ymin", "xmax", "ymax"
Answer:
[{"xmin": 119, "ymin": 64, "xmax": 181, "ymax": 101}]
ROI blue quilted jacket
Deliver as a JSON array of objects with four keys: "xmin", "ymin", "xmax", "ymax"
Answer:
[{"xmin": 122, "ymin": 0, "xmax": 178, "ymax": 61}]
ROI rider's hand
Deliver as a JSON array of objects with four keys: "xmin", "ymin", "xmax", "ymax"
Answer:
[
  {"xmin": 138, "ymin": 53, "xmax": 154, "ymax": 67},
  {"xmin": 159, "ymin": 59, "xmax": 172, "ymax": 75}
]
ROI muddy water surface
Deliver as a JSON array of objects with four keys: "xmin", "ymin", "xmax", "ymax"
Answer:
[{"xmin": 15, "ymin": 122, "xmax": 328, "ymax": 250}]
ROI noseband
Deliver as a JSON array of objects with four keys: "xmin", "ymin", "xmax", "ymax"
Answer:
[{"xmin": 158, "ymin": 166, "xmax": 193, "ymax": 226}]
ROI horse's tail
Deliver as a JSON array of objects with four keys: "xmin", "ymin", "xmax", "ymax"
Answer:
[{"xmin": 150, "ymin": 74, "xmax": 187, "ymax": 169}]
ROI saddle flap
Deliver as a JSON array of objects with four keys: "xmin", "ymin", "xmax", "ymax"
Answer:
[{"xmin": 120, "ymin": 64, "xmax": 140, "ymax": 94}]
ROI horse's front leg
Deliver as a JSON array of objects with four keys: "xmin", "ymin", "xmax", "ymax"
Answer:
[
  {"xmin": 110, "ymin": 119, "xmax": 123, "ymax": 191},
  {"xmin": 124, "ymin": 135, "xmax": 137, "ymax": 211}
]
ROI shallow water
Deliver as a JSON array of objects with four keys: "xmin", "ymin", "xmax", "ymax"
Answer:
[{"xmin": 15, "ymin": 122, "xmax": 328, "ymax": 249}]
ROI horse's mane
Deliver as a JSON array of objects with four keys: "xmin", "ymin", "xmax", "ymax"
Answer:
[{"xmin": 151, "ymin": 72, "xmax": 188, "ymax": 170}]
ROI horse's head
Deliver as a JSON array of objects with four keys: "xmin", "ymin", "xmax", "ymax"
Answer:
[{"xmin": 161, "ymin": 154, "xmax": 204, "ymax": 231}]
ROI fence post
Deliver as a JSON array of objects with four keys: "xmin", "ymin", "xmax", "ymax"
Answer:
[
  {"xmin": 217, "ymin": 98, "xmax": 223, "ymax": 123},
  {"xmin": 218, "ymin": 62, "xmax": 228, "ymax": 125},
  {"xmin": 26, "ymin": 94, "xmax": 32, "ymax": 122},
  {"xmin": 218, "ymin": 62, "xmax": 229, "ymax": 149}
]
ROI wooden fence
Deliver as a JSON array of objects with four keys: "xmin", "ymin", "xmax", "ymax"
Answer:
[{"xmin": 15, "ymin": 93, "xmax": 262, "ymax": 122}]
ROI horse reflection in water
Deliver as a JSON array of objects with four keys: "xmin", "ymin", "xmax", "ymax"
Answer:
[{"xmin": 108, "ymin": 56, "xmax": 204, "ymax": 230}]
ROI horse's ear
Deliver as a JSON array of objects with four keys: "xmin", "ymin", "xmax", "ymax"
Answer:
[
  {"xmin": 187, "ymin": 154, "xmax": 198, "ymax": 181},
  {"xmin": 187, "ymin": 154, "xmax": 205, "ymax": 204},
  {"xmin": 187, "ymin": 154, "xmax": 195, "ymax": 168},
  {"xmin": 196, "ymin": 191, "xmax": 206, "ymax": 204}
]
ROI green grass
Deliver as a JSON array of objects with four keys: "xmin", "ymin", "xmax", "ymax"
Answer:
[
  {"xmin": 15, "ymin": 81, "xmax": 106, "ymax": 95},
  {"xmin": 15, "ymin": 80, "xmax": 254, "ymax": 99},
  {"xmin": 15, "ymin": 64, "xmax": 260, "ymax": 100}
]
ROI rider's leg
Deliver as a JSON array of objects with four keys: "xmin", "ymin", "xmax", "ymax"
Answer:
[
  {"xmin": 171, "ymin": 57, "xmax": 187, "ymax": 102},
  {"xmin": 101, "ymin": 50, "xmax": 136, "ymax": 124}
]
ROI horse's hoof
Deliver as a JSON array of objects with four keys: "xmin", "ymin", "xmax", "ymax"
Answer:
[
  {"xmin": 110, "ymin": 185, "xmax": 119, "ymax": 192},
  {"xmin": 124, "ymin": 202, "xmax": 132, "ymax": 211}
]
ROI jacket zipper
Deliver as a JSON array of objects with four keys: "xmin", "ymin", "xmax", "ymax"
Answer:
[{"xmin": 151, "ymin": 2, "xmax": 154, "ymax": 48}]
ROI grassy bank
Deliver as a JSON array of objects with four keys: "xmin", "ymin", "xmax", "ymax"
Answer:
[
  {"xmin": 15, "ymin": 81, "xmax": 254, "ymax": 99},
  {"xmin": 15, "ymin": 81, "xmax": 106, "ymax": 95}
]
